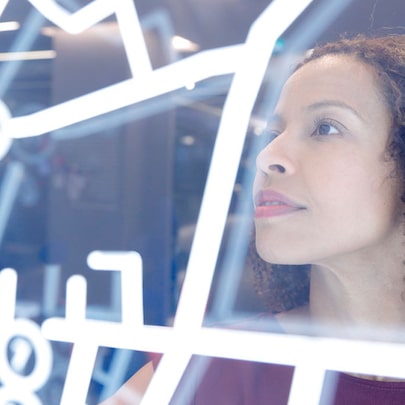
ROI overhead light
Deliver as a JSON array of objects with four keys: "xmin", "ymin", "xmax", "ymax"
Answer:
[
  {"xmin": 180, "ymin": 135, "xmax": 196, "ymax": 146},
  {"xmin": 171, "ymin": 35, "xmax": 199, "ymax": 52},
  {"xmin": 234, "ymin": 183, "xmax": 243, "ymax": 193},
  {"xmin": 41, "ymin": 26, "xmax": 58, "ymax": 37},
  {"xmin": 0, "ymin": 50, "xmax": 56, "ymax": 61},
  {"xmin": 41, "ymin": 22, "xmax": 119, "ymax": 37},
  {"xmin": 251, "ymin": 118, "xmax": 268, "ymax": 136},
  {"xmin": 0, "ymin": 21, "xmax": 20, "ymax": 32}
]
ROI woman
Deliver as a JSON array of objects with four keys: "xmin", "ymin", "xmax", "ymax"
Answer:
[{"xmin": 101, "ymin": 34, "xmax": 405, "ymax": 404}]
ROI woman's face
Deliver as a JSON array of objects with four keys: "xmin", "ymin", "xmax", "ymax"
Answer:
[{"xmin": 253, "ymin": 55, "xmax": 404, "ymax": 266}]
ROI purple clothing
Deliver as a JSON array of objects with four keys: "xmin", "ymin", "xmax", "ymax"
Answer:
[
  {"xmin": 171, "ymin": 357, "xmax": 405, "ymax": 404},
  {"xmin": 167, "ymin": 315, "xmax": 405, "ymax": 404}
]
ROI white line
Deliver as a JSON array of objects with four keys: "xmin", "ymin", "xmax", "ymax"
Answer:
[
  {"xmin": 87, "ymin": 251, "xmax": 143, "ymax": 326},
  {"xmin": 66, "ymin": 275, "xmax": 87, "ymax": 321},
  {"xmin": 0, "ymin": 0, "xmax": 9, "ymax": 17},
  {"xmin": 288, "ymin": 364, "xmax": 326, "ymax": 405},
  {"xmin": 4, "ymin": 45, "xmax": 244, "ymax": 139},
  {"xmin": 173, "ymin": 0, "xmax": 314, "ymax": 329},
  {"xmin": 60, "ymin": 341, "xmax": 98, "ymax": 405},
  {"xmin": 115, "ymin": 0, "xmax": 152, "ymax": 75},
  {"xmin": 41, "ymin": 320, "xmax": 405, "ymax": 381},
  {"xmin": 28, "ymin": 0, "xmax": 116, "ymax": 34},
  {"xmin": 29, "ymin": 0, "xmax": 152, "ymax": 75}
]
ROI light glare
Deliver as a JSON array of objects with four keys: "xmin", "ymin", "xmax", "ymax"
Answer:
[
  {"xmin": 171, "ymin": 35, "xmax": 200, "ymax": 52},
  {"xmin": 0, "ymin": 50, "xmax": 56, "ymax": 61},
  {"xmin": 0, "ymin": 21, "xmax": 19, "ymax": 31}
]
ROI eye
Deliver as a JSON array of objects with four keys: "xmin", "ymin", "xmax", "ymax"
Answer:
[
  {"xmin": 312, "ymin": 119, "xmax": 341, "ymax": 137},
  {"xmin": 317, "ymin": 123, "xmax": 338, "ymax": 135}
]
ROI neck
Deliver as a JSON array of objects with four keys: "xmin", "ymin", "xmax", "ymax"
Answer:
[
  {"xmin": 276, "ymin": 225, "xmax": 405, "ymax": 339},
  {"xmin": 308, "ymin": 251, "xmax": 405, "ymax": 337}
]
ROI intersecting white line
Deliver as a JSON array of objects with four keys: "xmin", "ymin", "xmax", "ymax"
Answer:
[
  {"xmin": 5, "ymin": 0, "xmax": 404, "ymax": 405},
  {"xmin": 42, "ymin": 318, "xmax": 405, "ymax": 379},
  {"xmin": 0, "ymin": 269, "xmax": 53, "ymax": 404},
  {"xmin": 87, "ymin": 251, "xmax": 143, "ymax": 327},
  {"xmin": 28, "ymin": 0, "xmax": 152, "ymax": 76},
  {"xmin": 143, "ymin": 0, "xmax": 316, "ymax": 402},
  {"xmin": 0, "ymin": 0, "xmax": 245, "ymax": 141},
  {"xmin": 4, "ymin": 44, "xmax": 244, "ymax": 139}
]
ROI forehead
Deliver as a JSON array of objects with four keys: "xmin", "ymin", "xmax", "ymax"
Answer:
[{"xmin": 275, "ymin": 55, "xmax": 389, "ymax": 123}]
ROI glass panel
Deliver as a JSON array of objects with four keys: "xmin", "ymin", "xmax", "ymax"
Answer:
[{"xmin": 0, "ymin": 1, "xmax": 404, "ymax": 404}]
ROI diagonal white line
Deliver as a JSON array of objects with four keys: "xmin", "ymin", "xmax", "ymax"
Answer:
[
  {"xmin": 28, "ymin": 0, "xmax": 116, "ymax": 34},
  {"xmin": 4, "ymin": 44, "xmax": 244, "ymax": 139},
  {"xmin": 141, "ymin": 0, "xmax": 315, "ymax": 403},
  {"xmin": 27, "ymin": 0, "xmax": 152, "ymax": 75}
]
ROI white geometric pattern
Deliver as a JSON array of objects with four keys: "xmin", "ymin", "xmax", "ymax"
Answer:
[{"xmin": 0, "ymin": 1, "xmax": 404, "ymax": 405}]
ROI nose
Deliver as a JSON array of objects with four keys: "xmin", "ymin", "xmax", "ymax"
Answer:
[{"xmin": 255, "ymin": 133, "xmax": 296, "ymax": 176}]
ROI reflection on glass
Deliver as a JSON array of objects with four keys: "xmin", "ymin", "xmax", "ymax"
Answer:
[{"xmin": 0, "ymin": 1, "xmax": 405, "ymax": 405}]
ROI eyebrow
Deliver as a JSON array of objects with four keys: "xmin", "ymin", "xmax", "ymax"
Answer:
[
  {"xmin": 307, "ymin": 100, "xmax": 364, "ymax": 121},
  {"xmin": 267, "ymin": 99, "xmax": 364, "ymax": 128}
]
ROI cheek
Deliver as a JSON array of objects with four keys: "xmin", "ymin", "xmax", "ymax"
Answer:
[
  {"xmin": 357, "ymin": 160, "xmax": 402, "ymax": 215},
  {"xmin": 305, "ymin": 160, "xmax": 401, "ymax": 239},
  {"xmin": 319, "ymin": 163, "xmax": 402, "ymax": 236},
  {"xmin": 311, "ymin": 156, "xmax": 391, "ymax": 205},
  {"xmin": 372, "ymin": 174, "xmax": 404, "ymax": 225}
]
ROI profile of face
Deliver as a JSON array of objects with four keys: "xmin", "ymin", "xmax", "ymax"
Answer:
[{"xmin": 253, "ymin": 55, "xmax": 404, "ymax": 267}]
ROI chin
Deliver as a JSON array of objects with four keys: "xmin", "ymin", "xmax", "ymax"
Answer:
[
  {"xmin": 255, "ymin": 240, "xmax": 311, "ymax": 266},
  {"xmin": 256, "ymin": 242, "xmax": 285, "ymax": 265}
]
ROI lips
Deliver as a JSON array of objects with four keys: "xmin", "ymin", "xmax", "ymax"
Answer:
[{"xmin": 254, "ymin": 190, "xmax": 304, "ymax": 218}]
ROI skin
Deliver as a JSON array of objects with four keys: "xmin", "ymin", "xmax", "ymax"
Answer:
[
  {"xmin": 254, "ymin": 55, "xmax": 405, "ymax": 330},
  {"xmin": 99, "ymin": 361, "xmax": 154, "ymax": 404}
]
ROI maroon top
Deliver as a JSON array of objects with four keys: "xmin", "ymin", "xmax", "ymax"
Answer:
[
  {"xmin": 170, "ymin": 357, "xmax": 405, "ymax": 404},
  {"xmin": 164, "ymin": 315, "xmax": 405, "ymax": 404}
]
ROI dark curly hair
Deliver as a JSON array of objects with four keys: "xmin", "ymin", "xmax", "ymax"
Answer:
[{"xmin": 252, "ymin": 34, "xmax": 405, "ymax": 314}]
